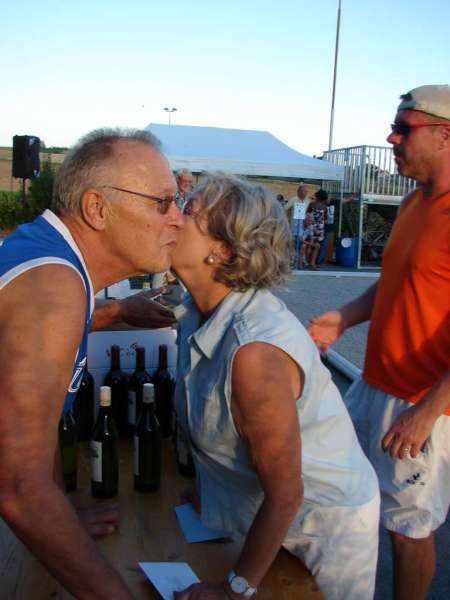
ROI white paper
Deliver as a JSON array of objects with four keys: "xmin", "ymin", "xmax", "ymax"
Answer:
[
  {"xmin": 174, "ymin": 503, "xmax": 230, "ymax": 543},
  {"xmin": 139, "ymin": 562, "xmax": 199, "ymax": 600}
]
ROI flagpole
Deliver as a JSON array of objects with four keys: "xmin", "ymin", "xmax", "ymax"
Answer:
[{"xmin": 328, "ymin": 0, "xmax": 341, "ymax": 151}]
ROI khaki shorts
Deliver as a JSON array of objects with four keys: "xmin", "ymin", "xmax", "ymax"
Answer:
[
  {"xmin": 345, "ymin": 377, "xmax": 450, "ymax": 539},
  {"xmin": 283, "ymin": 494, "xmax": 380, "ymax": 600}
]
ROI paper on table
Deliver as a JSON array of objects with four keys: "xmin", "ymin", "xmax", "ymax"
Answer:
[
  {"xmin": 174, "ymin": 503, "xmax": 230, "ymax": 543},
  {"xmin": 139, "ymin": 562, "xmax": 199, "ymax": 600}
]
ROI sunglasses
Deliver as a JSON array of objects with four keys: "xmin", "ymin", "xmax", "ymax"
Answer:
[
  {"xmin": 390, "ymin": 121, "xmax": 449, "ymax": 136},
  {"xmin": 103, "ymin": 185, "xmax": 175, "ymax": 214}
]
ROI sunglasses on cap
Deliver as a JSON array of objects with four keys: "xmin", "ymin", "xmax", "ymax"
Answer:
[
  {"xmin": 390, "ymin": 121, "xmax": 450, "ymax": 136},
  {"xmin": 102, "ymin": 185, "xmax": 176, "ymax": 214}
]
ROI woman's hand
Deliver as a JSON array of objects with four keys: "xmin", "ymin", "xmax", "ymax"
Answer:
[{"xmin": 174, "ymin": 582, "xmax": 230, "ymax": 600}]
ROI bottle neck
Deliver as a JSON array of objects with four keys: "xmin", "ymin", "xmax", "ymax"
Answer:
[
  {"xmin": 158, "ymin": 345, "xmax": 168, "ymax": 370},
  {"xmin": 136, "ymin": 348, "xmax": 146, "ymax": 370},
  {"xmin": 111, "ymin": 345, "xmax": 121, "ymax": 369}
]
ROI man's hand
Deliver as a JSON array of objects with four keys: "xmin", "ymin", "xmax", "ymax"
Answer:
[
  {"xmin": 118, "ymin": 288, "xmax": 175, "ymax": 328},
  {"xmin": 307, "ymin": 310, "xmax": 346, "ymax": 353},
  {"xmin": 381, "ymin": 403, "xmax": 436, "ymax": 459},
  {"xmin": 174, "ymin": 582, "xmax": 230, "ymax": 600},
  {"xmin": 75, "ymin": 502, "xmax": 120, "ymax": 537}
]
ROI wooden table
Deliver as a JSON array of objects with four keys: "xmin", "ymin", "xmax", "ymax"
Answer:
[{"xmin": 1, "ymin": 440, "xmax": 322, "ymax": 599}]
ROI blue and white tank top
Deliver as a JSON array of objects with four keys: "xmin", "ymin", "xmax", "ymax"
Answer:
[{"xmin": 0, "ymin": 210, "xmax": 94, "ymax": 414}]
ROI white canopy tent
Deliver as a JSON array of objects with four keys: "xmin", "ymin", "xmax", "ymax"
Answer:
[{"xmin": 145, "ymin": 123, "xmax": 344, "ymax": 181}]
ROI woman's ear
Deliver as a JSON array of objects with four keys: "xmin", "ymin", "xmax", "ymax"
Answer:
[{"xmin": 79, "ymin": 189, "xmax": 108, "ymax": 231}]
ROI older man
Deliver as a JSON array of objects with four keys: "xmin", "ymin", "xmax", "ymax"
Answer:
[
  {"xmin": 0, "ymin": 129, "xmax": 183, "ymax": 598},
  {"xmin": 284, "ymin": 185, "xmax": 310, "ymax": 267},
  {"xmin": 308, "ymin": 85, "xmax": 450, "ymax": 600},
  {"xmin": 175, "ymin": 168, "xmax": 193, "ymax": 209}
]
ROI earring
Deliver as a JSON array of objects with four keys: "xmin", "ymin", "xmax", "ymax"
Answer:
[{"xmin": 206, "ymin": 254, "xmax": 215, "ymax": 265}]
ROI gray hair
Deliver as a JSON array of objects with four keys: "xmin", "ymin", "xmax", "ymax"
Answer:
[
  {"xmin": 176, "ymin": 168, "xmax": 193, "ymax": 179},
  {"xmin": 194, "ymin": 173, "xmax": 292, "ymax": 291},
  {"xmin": 52, "ymin": 127, "xmax": 161, "ymax": 214}
]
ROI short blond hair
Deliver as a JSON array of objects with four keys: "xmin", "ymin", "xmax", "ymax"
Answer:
[{"xmin": 194, "ymin": 173, "xmax": 292, "ymax": 291}]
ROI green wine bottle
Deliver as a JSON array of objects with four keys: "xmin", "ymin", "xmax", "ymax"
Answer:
[
  {"xmin": 58, "ymin": 410, "xmax": 78, "ymax": 492},
  {"xmin": 127, "ymin": 346, "xmax": 152, "ymax": 435},
  {"xmin": 103, "ymin": 345, "xmax": 128, "ymax": 437},
  {"xmin": 153, "ymin": 344, "xmax": 175, "ymax": 438},
  {"xmin": 134, "ymin": 383, "xmax": 162, "ymax": 493},
  {"xmin": 90, "ymin": 386, "xmax": 119, "ymax": 498}
]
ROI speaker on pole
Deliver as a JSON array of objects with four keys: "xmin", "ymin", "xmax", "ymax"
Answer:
[{"xmin": 12, "ymin": 135, "xmax": 41, "ymax": 179}]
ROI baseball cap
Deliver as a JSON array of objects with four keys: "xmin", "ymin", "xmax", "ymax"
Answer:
[{"xmin": 398, "ymin": 85, "xmax": 450, "ymax": 120}]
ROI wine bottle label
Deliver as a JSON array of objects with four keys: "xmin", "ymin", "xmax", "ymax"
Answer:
[
  {"xmin": 90, "ymin": 440, "xmax": 103, "ymax": 482},
  {"xmin": 177, "ymin": 427, "xmax": 189, "ymax": 466},
  {"xmin": 128, "ymin": 391, "xmax": 136, "ymax": 425},
  {"xmin": 133, "ymin": 435, "xmax": 139, "ymax": 476}
]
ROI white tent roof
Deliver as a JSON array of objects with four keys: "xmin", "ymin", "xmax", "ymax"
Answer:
[{"xmin": 145, "ymin": 123, "xmax": 343, "ymax": 181}]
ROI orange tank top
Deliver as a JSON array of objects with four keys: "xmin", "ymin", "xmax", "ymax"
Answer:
[{"xmin": 363, "ymin": 189, "xmax": 450, "ymax": 413}]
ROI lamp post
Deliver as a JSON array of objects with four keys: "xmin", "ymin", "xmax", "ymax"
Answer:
[
  {"xmin": 164, "ymin": 107, "xmax": 177, "ymax": 125},
  {"xmin": 328, "ymin": 0, "xmax": 341, "ymax": 151}
]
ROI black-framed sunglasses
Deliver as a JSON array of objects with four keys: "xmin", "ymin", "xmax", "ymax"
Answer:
[
  {"xmin": 102, "ymin": 185, "xmax": 176, "ymax": 214},
  {"xmin": 390, "ymin": 121, "xmax": 449, "ymax": 136}
]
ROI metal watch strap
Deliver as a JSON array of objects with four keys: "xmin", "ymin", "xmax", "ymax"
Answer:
[{"xmin": 227, "ymin": 570, "xmax": 257, "ymax": 597}]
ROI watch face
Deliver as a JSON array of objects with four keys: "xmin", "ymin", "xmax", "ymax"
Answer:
[{"xmin": 231, "ymin": 576, "xmax": 248, "ymax": 594}]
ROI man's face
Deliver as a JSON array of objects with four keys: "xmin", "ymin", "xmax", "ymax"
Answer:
[
  {"xmin": 105, "ymin": 140, "xmax": 182, "ymax": 274},
  {"xmin": 178, "ymin": 174, "xmax": 193, "ymax": 194},
  {"xmin": 297, "ymin": 186, "xmax": 308, "ymax": 200},
  {"xmin": 386, "ymin": 109, "xmax": 444, "ymax": 181}
]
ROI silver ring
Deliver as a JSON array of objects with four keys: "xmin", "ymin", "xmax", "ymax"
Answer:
[{"xmin": 403, "ymin": 445, "xmax": 412, "ymax": 453}]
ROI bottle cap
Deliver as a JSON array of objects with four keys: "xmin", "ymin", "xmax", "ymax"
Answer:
[
  {"xmin": 99, "ymin": 386, "xmax": 112, "ymax": 407},
  {"xmin": 143, "ymin": 383, "xmax": 155, "ymax": 404}
]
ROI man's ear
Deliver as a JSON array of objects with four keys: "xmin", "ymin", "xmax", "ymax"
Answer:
[{"xmin": 79, "ymin": 189, "xmax": 108, "ymax": 231}]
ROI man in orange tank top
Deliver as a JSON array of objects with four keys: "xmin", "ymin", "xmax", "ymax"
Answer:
[{"xmin": 308, "ymin": 85, "xmax": 450, "ymax": 600}]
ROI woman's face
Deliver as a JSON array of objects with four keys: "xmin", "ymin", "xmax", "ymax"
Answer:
[{"xmin": 170, "ymin": 195, "xmax": 215, "ymax": 273}]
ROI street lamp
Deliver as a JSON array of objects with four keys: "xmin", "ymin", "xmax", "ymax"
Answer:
[{"xmin": 164, "ymin": 107, "xmax": 177, "ymax": 125}]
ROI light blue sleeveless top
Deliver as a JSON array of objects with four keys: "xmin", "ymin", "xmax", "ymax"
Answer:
[
  {"xmin": 174, "ymin": 288, "xmax": 378, "ymax": 537},
  {"xmin": 0, "ymin": 210, "xmax": 94, "ymax": 414}
]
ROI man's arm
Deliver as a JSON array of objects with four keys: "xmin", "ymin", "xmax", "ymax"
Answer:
[
  {"xmin": 0, "ymin": 265, "xmax": 132, "ymax": 599},
  {"xmin": 308, "ymin": 281, "xmax": 378, "ymax": 353},
  {"xmin": 91, "ymin": 288, "xmax": 175, "ymax": 331},
  {"xmin": 382, "ymin": 369, "xmax": 450, "ymax": 459}
]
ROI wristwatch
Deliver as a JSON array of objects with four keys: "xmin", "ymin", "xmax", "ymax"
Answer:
[{"xmin": 227, "ymin": 571, "xmax": 257, "ymax": 597}]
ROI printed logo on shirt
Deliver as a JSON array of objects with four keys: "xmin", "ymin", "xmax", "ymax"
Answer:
[{"xmin": 68, "ymin": 355, "xmax": 87, "ymax": 393}]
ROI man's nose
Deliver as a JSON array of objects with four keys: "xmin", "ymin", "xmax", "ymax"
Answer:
[
  {"xmin": 167, "ymin": 201, "xmax": 184, "ymax": 227},
  {"xmin": 386, "ymin": 131, "xmax": 399, "ymax": 145}
]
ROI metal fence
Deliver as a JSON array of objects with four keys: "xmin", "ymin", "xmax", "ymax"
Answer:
[{"xmin": 322, "ymin": 145, "xmax": 415, "ymax": 199}]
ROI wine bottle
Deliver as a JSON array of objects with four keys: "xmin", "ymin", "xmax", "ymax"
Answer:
[
  {"xmin": 72, "ymin": 363, "xmax": 94, "ymax": 441},
  {"xmin": 127, "ymin": 346, "xmax": 152, "ymax": 434},
  {"xmin": 103, "ymin": 345, "xmax": 128, "ymax": 438},
  {"xmin": 134, "ymin": 383, "xmax": 161, "ymax": 493},
  {"xmin": 174, "ymin": 419, "xmax": 195, "ymax": 478},
  {"xmin": 58, "ymin": 411, "xmax": 78, "ymax": 492},
  {"xmin": 90, "ymin": 386, "xmax": 119, "ymax": 498},
  {"xmin": 153, "ymin": 345, "xmax": 175, "ymax": 438}
]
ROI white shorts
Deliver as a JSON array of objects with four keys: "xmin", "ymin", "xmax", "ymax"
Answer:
[
  {"xmin": 283, "ymin": 493, "xmax": 380, "ymax": 600},
  {"xmin": 345, "ymin": 377, "xmax": 450, "ymax": 539}
]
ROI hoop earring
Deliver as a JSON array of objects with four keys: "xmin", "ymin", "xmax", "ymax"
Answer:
[{"xmin": 206, "ymin": 254, "xmax": 215, "ymax": 265}]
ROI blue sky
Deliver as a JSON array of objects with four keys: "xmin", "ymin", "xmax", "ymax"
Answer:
[{"xmin": 1, "ymin": 0, "xmax": 449, "ymax": 156}]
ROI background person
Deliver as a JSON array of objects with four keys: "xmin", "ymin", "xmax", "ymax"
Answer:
[
  {"xmin": 308, "ymin": 84, "xmax": 450, "ymax": 600},
  {"xmin": 284, "ymin": 184, "xmax": 310, "ymax": 267},
  {"xmin": 172, "ymin": 173, "xmax": 379, "ymax": 600},
  {"xmin": 298, "ymin": 212, "xmax": 320, "ymax": 269},
  {"xmin": 0, "ymin": 128, "xmax": 182, "ymax": 599},
  {"xmin": 175, "ymin": 168, "xmax": 194, "ymax": 209}
]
